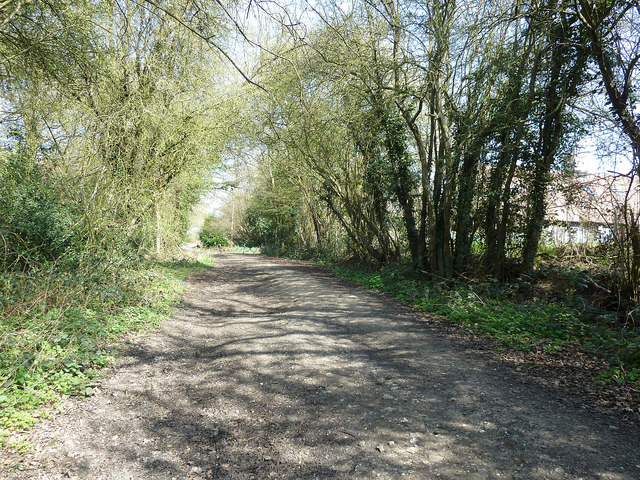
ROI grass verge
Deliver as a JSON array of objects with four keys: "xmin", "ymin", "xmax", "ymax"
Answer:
[
  {"xmin": 332, "ymin": 263, "xmax": 640, "ymax": 389},
  {"xmin": 0, "ymin": 253, "xmax": 214, "ymax": 451}
]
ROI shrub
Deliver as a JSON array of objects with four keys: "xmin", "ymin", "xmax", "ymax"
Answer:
[
  {"xmin": 199, "ymin": 215, "xmax": 229, "ymax": 247},
  {"xmin": 0, "ymin": 161, "xmax": 83, "ymax": 269}
]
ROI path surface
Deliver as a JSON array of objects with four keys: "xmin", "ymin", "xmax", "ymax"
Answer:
[{"xmin": 7, "ymin": 254, "xmax": 640, "ymax": 479}]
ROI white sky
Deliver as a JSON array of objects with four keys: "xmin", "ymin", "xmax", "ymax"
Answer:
[{"xmin": 575, "ymin": 137, "xmax": 635, "ymax": 175}]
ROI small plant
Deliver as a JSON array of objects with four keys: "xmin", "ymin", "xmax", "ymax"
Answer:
[
  {"xmin": 595, "ymin": 366, "xmax": 640, "ymax": 387},
  {"xmin": 0, "ymin": 254, "xmax": 211, "ymax": 451},
  {"xmin": 7, "ymin": 435, "xmax": 33, "ymax": 454}
]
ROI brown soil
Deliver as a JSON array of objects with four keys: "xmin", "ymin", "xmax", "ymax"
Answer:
[{"xmin": 2, "ymin": 253, "xmax": 639, "ymax": 479}]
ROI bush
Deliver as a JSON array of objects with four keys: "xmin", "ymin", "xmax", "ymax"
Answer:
[
  {"xmin": 200, "ymin": 231, "xmax": 229, "ymax": 248},
  {"xmin": 199, "ymin": 215, "xmax": 229, "ymax": 247},
  {"xmin": 0, "ymin": 161, "xmax": 83, "ymax": 269}
]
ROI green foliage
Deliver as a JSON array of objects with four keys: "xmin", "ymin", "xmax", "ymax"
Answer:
[
  {"xmin": 595, "ymin": 366, "xmax": 640, "ymax": 387},
  {"xmin": 238, "ymin": 175, "xmax": 303, "ymax": 250},
  {"xmin": 241, "ymin": 209, "xmax": 277, "ymax": 248},
  {"xmin": 199, "ymin": 216, "xmax": 229, "ymax": 247},
  {"xmin": 0, "ymin": 255, "xmax": 212, "ymax": 449},
  {"xmin": 0, "ymin": 0, "xmax": 241, "ymax": 263},
  {"xmin": 437, "ymin": 300, "xmax": 585, "ymax": 351},
  {"xmin": 0, "ymin": 161, "xmax": 83, "ymax": 268},
  {"xmin": 332, "ymin": 263, "xmax": 640, "ymax": 388}
]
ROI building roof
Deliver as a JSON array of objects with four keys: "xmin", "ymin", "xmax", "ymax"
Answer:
[{"xmin": 547, "ymin": 173, "xmax": 640, "ymax": 226}]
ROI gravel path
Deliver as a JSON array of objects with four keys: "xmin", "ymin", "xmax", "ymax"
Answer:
[{"xmin": 5, "ymin": 253, "xmax": 640, "ymax": 479}]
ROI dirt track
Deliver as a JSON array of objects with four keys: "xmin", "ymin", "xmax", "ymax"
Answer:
[{"xmin": 6, "ymin": 253, "xmax": 640, "ymax": 479}]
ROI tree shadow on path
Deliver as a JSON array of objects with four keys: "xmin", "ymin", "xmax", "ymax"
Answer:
[{"xmin": 20, "ymin": 254, "xmax": 640, "ymax": 480}]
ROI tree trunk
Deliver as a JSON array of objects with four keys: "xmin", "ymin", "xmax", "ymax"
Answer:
[
  {"xmin": 382, "ymin": 111, "xmax": 421, "ymax": 267},
  {"xmin": 522, "ymin": 16, "xmax": 587, "ymax": 272},
  {"xmin": 155, "ymin": 200, "xmax": 162, "ymax": 254},
  {"xmin": 454, "ymin": 146, "xmax": 481, "ymax": 273},
  {"xmin": 401, "ymin": 101, "xmax": 430, "ymax": 268}
]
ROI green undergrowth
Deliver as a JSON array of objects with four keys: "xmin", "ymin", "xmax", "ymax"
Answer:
[
  {"xmin": 332, "ymin": 263, "xmax": 640, "ymax": 388},
  {"xmin": 0, "ymin": 253, "xmax": 213, "ymax": 449},
  {"xmin": 225, "ymin": 246, "xmax": 261, "ymax": 254}
]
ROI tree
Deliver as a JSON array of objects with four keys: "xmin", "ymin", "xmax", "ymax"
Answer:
[
  {"xmin": 571, "ymin": 0, "xmax": 640, "ymax": 308},
  {"xmin": 0, "ymin": 0, "xmax": 243, "ymax": 267},
  {"xmin": 576, "ymin": 0, "xmax": 640, "ymax": 168}
]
